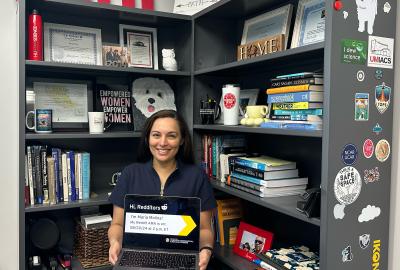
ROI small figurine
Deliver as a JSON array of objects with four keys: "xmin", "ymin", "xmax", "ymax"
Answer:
[{"xmin": 162, "ymin": 48, "xmax": 178, "ymax": 71}]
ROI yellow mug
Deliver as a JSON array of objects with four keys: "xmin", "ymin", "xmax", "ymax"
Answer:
[{"xmin": 245, "ymin": 105, "xmax": 268, "ymax": 118}]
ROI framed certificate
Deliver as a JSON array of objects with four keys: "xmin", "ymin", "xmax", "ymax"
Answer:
[
  {"xmin": 241, "ymin": 4, "xmax": 293, "ymax": 49},
  {"xmin": 291, "ymin": 0, "xmax": 326, "ymax": 48},
  {"xmin": 44, "ymin": 23, "xmax": 102, "ymax": 65},
  {"xmin": 119, "ymin": 24, "xmax": 158, "ymax": 69}
]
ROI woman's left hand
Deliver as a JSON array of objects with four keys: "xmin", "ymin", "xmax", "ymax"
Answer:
[{"xmin": 198, "ymin": 248, "xmax": 212, "ymax": 270}]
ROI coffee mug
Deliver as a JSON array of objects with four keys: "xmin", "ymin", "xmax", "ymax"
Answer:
[
  {"xmin": 25, "ymin": 109, "xmax": 53, "ymax": 133},
  {"xmin": 222, "ymin": 84, "xmax": 240, "ymax": 125},
  {"xmin": 88, "ymin": 112, "xmax": 111, "ymax": 134},
  {"xmin": 109, "ymin": 171, "xmax": 122, "ymax": 186},
  {"xmin": 246, "ymin": 105, "xmax": 268, "ymax": 118},
  {"xmin": 200, "ymin": 99, "xmax": 221, "ymax": 124}
]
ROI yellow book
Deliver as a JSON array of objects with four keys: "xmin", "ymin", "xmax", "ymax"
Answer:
[
  {"xmin": 272, "ymin": 102, "xmax": 323, "ymax": 110},
  {"xmin": 266, "ymin": 84, "xmax": 323, "ymax": 94},
  {"xmin": 216, "ymin": 198, "xmax": 243, "ymax": 246}
]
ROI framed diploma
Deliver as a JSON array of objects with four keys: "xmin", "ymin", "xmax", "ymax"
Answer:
[
  {"xmin": 291, "ymin": 0, "xmax": 326, "ymax": 48},
  {"xmin": 44, "ymin": 23, "xmax": 102, "ymax": 65},
  {"xmin": 119, "ymin": 24, "xmax": 158, "ymax": 69},
  {"xmin": 241, "ymin": 4, "xmax": 293, "ymax": 49},
  {"xmin": 30, "ymin": 78, "xmax": 93, "ymax": 129}
]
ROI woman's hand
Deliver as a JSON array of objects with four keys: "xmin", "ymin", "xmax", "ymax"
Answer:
[
  {"xmin": 198, "ymin": 248, "xmax": 212, "ymax": 270},
  {"xmin": 109, "ymin": 240, "xmax": 122, "ymax": 265}
]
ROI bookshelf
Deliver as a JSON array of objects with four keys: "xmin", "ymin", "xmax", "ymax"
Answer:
[{"xmin": 18, "ymin": 0, "xmax": 396, "ymax": 269}]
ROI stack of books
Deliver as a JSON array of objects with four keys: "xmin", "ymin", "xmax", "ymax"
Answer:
[
  {"xmin": 261, "ymin": 72, "xmax": 324, "ymax": 130},
  {"xmin": 255, "ymin": 245, "xmax": 319, "ymax": 270},
  {"xmin": 226, "ymin": 155, "xmax": 308, "ymax": 197}
]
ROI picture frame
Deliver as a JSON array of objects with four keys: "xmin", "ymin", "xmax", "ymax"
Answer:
[
  {"xmin": 241, "ymin": 4, "xmax": 293, "ymax": 49},
  {"xmin": 28, "ymin": 78, "xmax": 93, "ymax": 130},
  {"xmin": 239, "ymin": 89, "xmax": 259, "ymax": 118},
  {"xmin": 44, "ymin": 23, "xmax": 102, "ymax": 65},
  {"xmin": 233, "ymin": 221, "xmax": 274, "ymax": 262},
  {"xmin": 291, "ymin": 0, "xmax": 326, "ymax": 48},
  {"xmin": 102, "ymin": 45, "xmax": 131, "ymax": 68},
  {"xmin": 119, "ymin": 24, "xmax": 158, "ymax": 69}
]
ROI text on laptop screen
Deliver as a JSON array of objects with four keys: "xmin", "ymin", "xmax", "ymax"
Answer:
[{"xmin": 123, "ymin": 195, "xmax": 200, "ymax": 252}]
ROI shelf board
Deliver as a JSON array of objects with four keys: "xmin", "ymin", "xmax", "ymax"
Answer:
[
  {"xmin": 210, "ymin": 179, "xmax": 320, "ymax": 226},
  {"xmin": 213, "ymin": 244, "xmax": 256, "ymax": 270},
  {"xmin": 72, "ymin": 257, "xmax": 112, "ymax": 270},
  {"xmin": 26, "ymin": 61, "xmax": 191, "ymax": 77},
  {"xmin": 25, "ymin": 192, "xmax": 111, "ymax": 213},
  {"xmin": 26, "ymin": 131, "xmax": 141, "ymax": 140},
  {"xmin": 194, "ymin": 42, "xmax": 324, "ymax": 76},
  {"xmin": 193, "ymin": 124, "xmax": 322, "ymax": 138}
]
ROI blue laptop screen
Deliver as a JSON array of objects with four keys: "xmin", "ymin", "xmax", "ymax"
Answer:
[{"xmin": 123, "ymin": 195, "xmax": 200, "ymax": 252}]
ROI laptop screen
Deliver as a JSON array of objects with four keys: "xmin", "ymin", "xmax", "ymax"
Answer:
[{"xmin": 123, "ymin": 195, "xmax": 200, "ymax": 252}]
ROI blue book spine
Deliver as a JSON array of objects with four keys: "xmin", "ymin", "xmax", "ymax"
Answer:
[
  {"xmin": 273, "ymin": 109, "xmax": 323, "ymax": 116},
  {"xmin": 51, "ymin": 148, "xmax": 60, "ymax": 203},
  {"xmin": 267, "ymin": 91, "xmax": 313, "ymax": 103},
  {"xmin": 260, "ymin": 122, "xmax": 322, "ymax": 130},
  {"xmin": 233, "ymin": 157, "xmax": 267, "ymax": 171},
  {"xmin": 82, "ymin": 152, "xmax": 90, "ymax": 200},
  {"xmin": 231, "ymin": 172, "xmax": 266, "ymax": 186},
  {"xmin": 69, "ymin": 151, "xmax": 77, "ymax": 201}
]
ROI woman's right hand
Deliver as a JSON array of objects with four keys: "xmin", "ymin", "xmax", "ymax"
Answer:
[{"xmin": 109, "ymin": 240, "xmax": 122, "ymax": 265}]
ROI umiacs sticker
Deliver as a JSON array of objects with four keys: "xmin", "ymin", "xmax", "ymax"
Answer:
[
  {"xmin": 375, "ymin": 139, "xmax": 390, "ymax": 162},
  {"xmin": 375, "ymin": 82, "xmax": 391, "ymax": 114},
  {"xmin": 355, "ymin": 93, "xmax": 369, "ymax": 121},
  {"xmin": 341, "ymin": 39, "xmax": 367, "ymax": 65},
  {"xmin": 368, "ymin": 36, "xmax": 394, "ymax": 69},
  {"xmin": 334, "ymin": 166, "xmax": 362, "ymax": 205},
  {"xmin": 363, "ymin": 139, "xmax": 374, "ymax": 158}
]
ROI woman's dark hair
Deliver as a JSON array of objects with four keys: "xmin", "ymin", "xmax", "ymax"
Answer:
[{"xmin": 136, "ymin": 110, "xmax": 194, "ymax": 164}]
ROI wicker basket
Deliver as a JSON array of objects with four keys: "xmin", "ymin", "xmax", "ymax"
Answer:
[{"xmin": 74, "ymin": 222, "xmax": 111, "ymax": 269}]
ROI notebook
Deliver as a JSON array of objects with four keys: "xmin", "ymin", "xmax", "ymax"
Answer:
[{"xmin": 114, "ymin": 194, "xmax": 201, "ymax": 270}]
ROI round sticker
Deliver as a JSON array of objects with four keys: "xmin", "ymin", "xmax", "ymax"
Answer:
[
  {"xmin": 223, "ymin": 93, "xmax": 236, "ymax": 109},
  {"xmin": 375, "ymin": 139, "xmax": 390, "ymax": 162},
  {"xmin": 357, "ymin": 70, "xmax": 365, "ymax": 82},
  {"xmin": 341, "ymin": 144, "xmax": 358, "ymax": 165},
  {"xmin": 363, "ymin": 139, "xmax": 374, "ymax": 158},
  {"xmin": 334, "ymin": 166, "xmax": 362, "ymax": 205}
]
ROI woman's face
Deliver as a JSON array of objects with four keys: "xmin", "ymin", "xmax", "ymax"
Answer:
[{"xmin": 149, "ymin": 117, "xmax": 182, "ymax": 165}]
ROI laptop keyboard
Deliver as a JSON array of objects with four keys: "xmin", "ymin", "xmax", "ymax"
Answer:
[{"xmin": 119, "ymin": 250, "xmax": 197, "ymax": 269}]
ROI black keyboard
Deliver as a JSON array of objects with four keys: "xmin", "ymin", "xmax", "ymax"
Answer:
[{"xmin": 119, "ymin": 250, "xmax": 197, "ymax": 269}]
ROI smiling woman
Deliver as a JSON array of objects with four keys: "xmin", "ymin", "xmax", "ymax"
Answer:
[{"xmin": 108, "ymin": 110, "xmax": 217, "ymax": 270}]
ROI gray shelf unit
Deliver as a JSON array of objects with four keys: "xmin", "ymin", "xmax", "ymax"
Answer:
[{"xmin": 18, "ymin": 1, "xmax": 397, "ymax": 270}]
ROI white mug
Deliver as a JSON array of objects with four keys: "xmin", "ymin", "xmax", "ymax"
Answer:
[
  {"xmin": 88, "ymin": 112, "xmax": 107, "ymax": 134},
  {"xmin": 222, "ymin": 84, "xmax": 240, "ymax": 125}
]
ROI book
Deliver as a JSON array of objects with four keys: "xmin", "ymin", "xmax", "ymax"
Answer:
[
  {"xmin": 228, "ymin": 180, "xmax": 306, "ymax": 198},
  {"xmin": 233, "ymin": 156, "xmax": 296, "ymax": 172},
  {"xmin": 266, "ymin": 84, "xmax": 323, "ymax": 95},
  {"xmin": 270, "ymin": 114, "xmax": 323, "ymax": 122},
  {"xmin": 61, "ymin": 153, "xmax": 69, "ymax": 202},
  {"xmin": 33, "ymin": 146, "xmax": 43, "ymax": 204},
  {"xmin": 232, "ymin": 164, "xmax": 299, "ymax": 180},
  {"xmin": 46, "ymin": 157, "xmax": 56, "ymax": 205},
  {"xmin": 24, "ymin": 155, "xmax": 30, "ymax": 206},
  {"xmin": 216, "ymin": 198, "xmax": 243, "ymax": 246},
  {"xmin": 270, "ymin": 77, "xmax": 324, "ymax": 87},
  {"xmin": 261, "ymin": 246, "xmax": 320, "ymax": 270},
  {"xmin": 81, "ymin": 152, "xmax": 91, "ymax": 200},
  {"xmin": 273, "ymin": 108, "xmax": 323, "ymax": 116},
  {"xmin": 229, "ymin": 175, "xmax": 308, "ymax": 188},
  {"xmin": 27, "ymin": 146, "xmax": 35, "ymax": 206},
  {"xmin": 83, "ymin": 214, "xmax": 112, "ymax": 229},
  {"xmin": 219, "ymin": 153, "xmax": 246, "ymax": 182},
  {"xmin": 260, "ymin": 120, "xmax": 323, "ymax": 130},
  {"xmin": 51, "ymin": 148, "xmax": 63, "ymax": 203},
  {"xmin": 40, "ymin": 146, "xmax": 49, "ymax": 204},
  {"xmin": 267, "ymin": 91, "xmax": 323, "ymax": 103},
  {"xmin": 274, "ymin": 72, "xmax": 323, "ymax": 80},
  {"xmin": 272, "ymin": 102, "xmax": 323, "ymax": 110}
]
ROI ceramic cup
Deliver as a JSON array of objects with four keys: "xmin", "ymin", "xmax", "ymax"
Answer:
[
  {"xmin": 25, "ymin": 109, "xmax": 53, "ymax": 133},
  {"xmin": 88, "ymin": 112, "xmax": 106, "ymax": 134},
  {"xmin": 222, "ymin": 84, "xmax": 240, "ymax": 125},
  {"xmin": 246, "ymin": 105, "xmax": 268, "ymax": 118}
]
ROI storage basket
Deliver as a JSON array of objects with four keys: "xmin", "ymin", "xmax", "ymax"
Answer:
[{"xmin": 74, "ymin": 222, "xmax": 111, "ymax": 269}]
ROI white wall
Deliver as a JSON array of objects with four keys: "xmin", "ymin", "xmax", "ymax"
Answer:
[
  {"xmin": 0, "ymin": 1, "xmax": 20, "ymax": 269},
  {"xmin": 389, "ymin": 3, "xmax": 400, "ymax": 270}
]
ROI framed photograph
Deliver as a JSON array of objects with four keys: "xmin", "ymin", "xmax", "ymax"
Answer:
[
  {"xmin": 291, "ymin": 0, "xmax": 326, "ymax": 48},
  {"xmin": 119, "ymin": 24, "xmax": 158, "ymax": 69},
  {"xmin": 173, "ymin": 0, "xmax": 220, "ymax": 15},
  {"xmin": 44, "ymin": 23, "xmax": 102, "ymax": 65},
  {"xmin": 241, "ymin": 4, "xmax": 293, "ymax": 49},
  {"xmin": 233, "ymin": 221, "xmax": 274, "ymax": 262},
  {"xmin": 102, "ymin": 45, "xmax": 131, "ymax": 67},
  {"xmin": 239, "ymin": 89, "xmax": 259, "ymax": 118},
  {"xmin": 29, "ymin": 78, "xmax": 93, "ymax": 129}
]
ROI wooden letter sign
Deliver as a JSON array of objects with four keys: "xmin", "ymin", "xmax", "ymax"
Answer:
[{"xmin": 237, "ymin": 34, "xmax": 285, "ymax": 61}]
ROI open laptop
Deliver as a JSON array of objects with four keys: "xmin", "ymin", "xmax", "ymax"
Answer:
[{"xmin": 114, "ymin": 194, "xmax": 201, "ymax": 270}]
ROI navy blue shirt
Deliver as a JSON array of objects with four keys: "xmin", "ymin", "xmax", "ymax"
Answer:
[{"xmin": 109, "ymin": 160, "xmax": 217, "ymax": 212}]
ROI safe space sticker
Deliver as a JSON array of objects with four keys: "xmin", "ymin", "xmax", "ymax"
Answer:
[
  {"xmin": 334, "ymin": 166, "xmax": 362, "ymax": 205},
  {"xmin": 375, "ymin": 82, "xmax": 391, "ymax": 114},
  {"xmin": 368, "ymin": 36, "xmax": 394, "ymax": 69},
  {"xmin": 341, "ymin": 39, "xmax": 367, "ymax": 65},
  {"xmin": 355, "ymin": 93, "xmax": 369, "ymax": 121}
]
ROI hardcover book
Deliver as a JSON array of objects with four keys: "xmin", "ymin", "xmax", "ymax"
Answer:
[
  {"xmin": 266, "ymin": 84, "xmax": 323, "ymax": 95},
  {"xmin": 267, "ymin": 91, "xmax": 323, "ymax": 103},
  {"xmin": 270, "ymin": 77, "xmax": 324, "ymax": 87},
  {"xmin": 233, "ymin": 156, "xmax": 296, "ymax": 172},
  {"xmin": 232, "ymin": 164, "xmax": 299, "ymax": 180},
  {"xmin": 216, "ymin": 198, "xmax": 243, "ymax": 246},
  {"xmin": 95, "ymin": 83, "xmax": 133, "ymax": 131}
]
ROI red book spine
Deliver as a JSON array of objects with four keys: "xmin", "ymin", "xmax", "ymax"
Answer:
[
  {"xmin": 28, "ymin": 10, "xmax": 43, "ymax": 61},
  {"xmin": 141, "ymin": 0, "xmax": 154, "ymax": 10}
]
